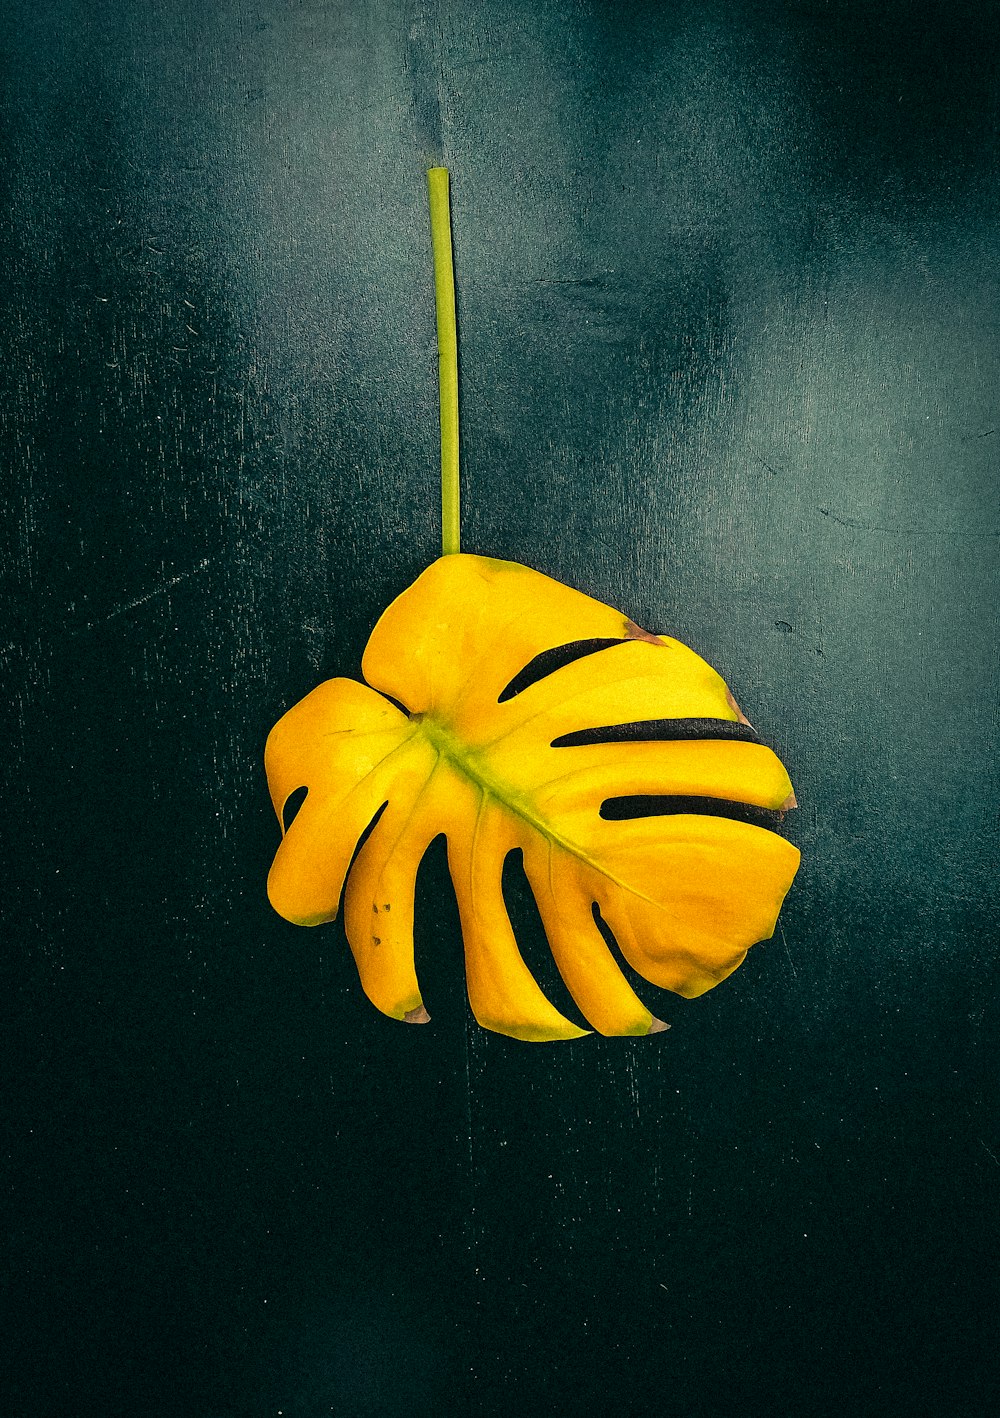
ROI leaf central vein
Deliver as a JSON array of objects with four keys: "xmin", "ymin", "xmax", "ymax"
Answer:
[{"xmin": 414, "ymin": 713, "xmax": 661, "ymax": 909}]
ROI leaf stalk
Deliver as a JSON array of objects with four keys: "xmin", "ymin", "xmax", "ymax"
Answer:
[{"xmin": 427, "ymin": 167, "xmax": 460, "ymax": 556}]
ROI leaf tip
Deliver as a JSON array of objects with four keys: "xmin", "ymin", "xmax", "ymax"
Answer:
[
  {"xmin": 623, "ymin": 618, "xmax": 663, "ymax": 645},
  {"xmin": 404, "ymin": 1004, "xmax": 431, "ymax": 1024},
  {"xmin": 725, "ymin": 687, "xmax": 754, "ymax": 728},
  {"xmin": 647, "ymin": 1017, "xmax": 671, "ymax": 1034}
]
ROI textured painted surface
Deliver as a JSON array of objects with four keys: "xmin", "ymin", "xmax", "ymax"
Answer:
[{"xmin": 3, "ymin": 1, "xmax": 998, "ymax": 1414}]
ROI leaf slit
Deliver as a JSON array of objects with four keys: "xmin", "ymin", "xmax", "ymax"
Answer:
[
  {"xmin": 381, "ymin": 692, "xmax": 411, "ymax": 718},
  {"xmin": 600, "ymin": 794, "xmax": 788, "ymax": 833},
  {"xmin": 498, "ymin": 638, "xmax": 627, "ymax": 703},
  {"xmin": 501, "ymin": 849, "xmax": 590, "ymax": 1032},
  {"xmin": 345, "ymin": 800, "xmax": 389, "ymax": 873},
  {"xmin": 281, "ymin": 785, "xmax": 308, "ymax": 833},
  {"xmin": 590, "ymin": 903, "xmax": 662, "ymax": 1008},
  {"xmin": 553, "ymin": 718, "xmax": 760, "ymax": 747}
]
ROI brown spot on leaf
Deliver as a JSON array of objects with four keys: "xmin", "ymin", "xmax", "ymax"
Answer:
[{"xmin": 404, "ymin": 1005, "xmax": 431, "ymax": 1024}]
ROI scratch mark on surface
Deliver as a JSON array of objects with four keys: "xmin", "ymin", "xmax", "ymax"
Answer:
[
  {"xmin": 819, "ymin": 508, "xmax": 998, "ymax": 538},
  {"xmin": 980, "ymin": 1139, "xmax": 999, "ymax": 1167},
  {"xmin": 533, "ymin": 270, "xmax": 616, "ymax": 287},
  {"xmin": 779, "ymin": 920, "xmax": 797, "ymax": 978},
  {"xmin": 89, "ymin": 558, "xmax": 211, "ymax": 627}
]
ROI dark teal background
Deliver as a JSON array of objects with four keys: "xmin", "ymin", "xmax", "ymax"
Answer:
[{"xmin": 3, "ymin": 2, "xmax": 998, "ymax": 1414}]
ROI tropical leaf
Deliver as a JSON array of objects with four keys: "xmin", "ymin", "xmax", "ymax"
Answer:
[{"xmin": 265, "ymin": 554, "xmax": 800, "ymax": 1041}]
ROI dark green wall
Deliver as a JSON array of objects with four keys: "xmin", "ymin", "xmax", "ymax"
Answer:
[{"xmin": 4, "ymin": 2, "xmax": 998, "ymax": 1414}]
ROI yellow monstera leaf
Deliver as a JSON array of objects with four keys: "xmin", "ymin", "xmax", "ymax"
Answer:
[{"xmin": 265, "ymin": 554, "xmax": 799, "ymax": 1041}]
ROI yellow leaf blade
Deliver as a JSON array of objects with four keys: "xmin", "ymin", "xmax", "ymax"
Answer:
[
  {"xmin": 362, "ymin": 554, "xmax": 632, "ymax": 723},
  {"xmin": 589, "ymin": 817, "xmax": 800, "ymax": 995},
  {"xmin": 265, "ymin": 555, "xmax": 801, "ymax": 1039},
  {"xmin": 265, "ymin": 679, "xmax": 419, "ymax": 927}
]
